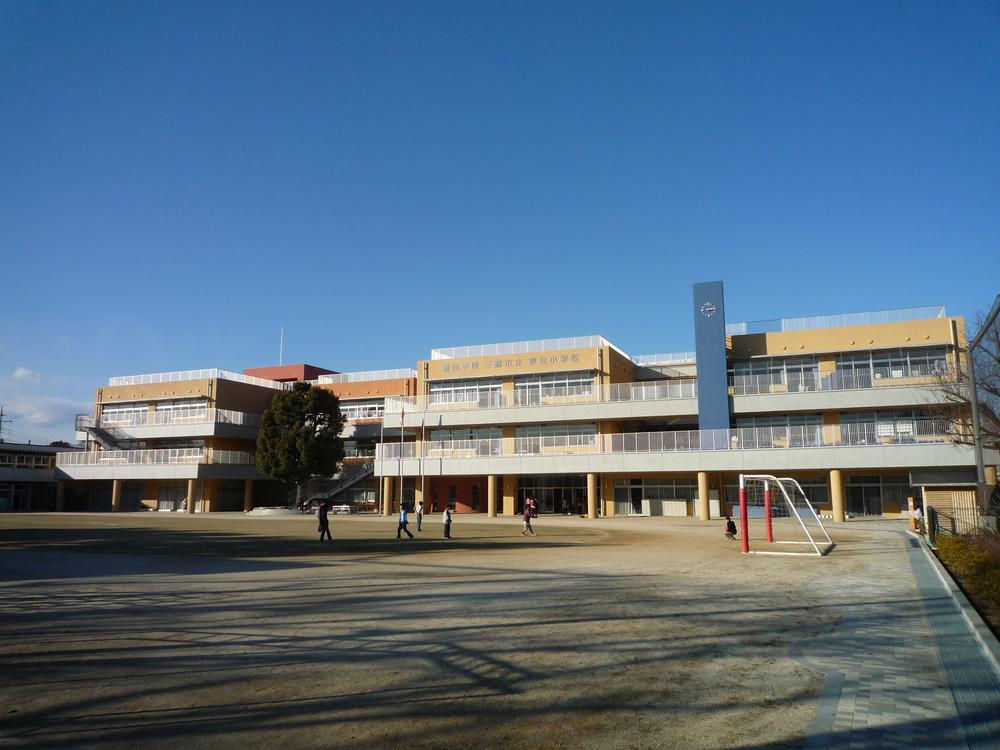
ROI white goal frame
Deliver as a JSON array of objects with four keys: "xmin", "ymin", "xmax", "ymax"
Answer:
[{"xmin": 739, "ymin": 474, "xmax": 834, "ymax": 556}]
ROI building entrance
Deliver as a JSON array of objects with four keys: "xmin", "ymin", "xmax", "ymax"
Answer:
[{"xmin": 518, "ymin": 475, "xmax": 587, "ymax": 514}]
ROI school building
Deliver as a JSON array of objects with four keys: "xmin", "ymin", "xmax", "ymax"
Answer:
[{"xmin": 52, "ymin": 281, "xmax": 998, "ymax": 524}]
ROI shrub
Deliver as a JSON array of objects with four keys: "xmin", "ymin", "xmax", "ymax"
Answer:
[{"xmin": 936, "ymin": 533, "xmax": 1000, "ymax": 626}]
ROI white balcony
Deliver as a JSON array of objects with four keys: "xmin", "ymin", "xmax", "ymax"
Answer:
[
  {"xmin": 383, "ymin": 380, "xmax": 699, "ymax": 428},
  {"xmin": 56, "ymin": 448, "xmax": 265, "ymax": 480},
  {"xmin": 375, "ymin": 419, "xmax": 982, "ymax": 477},
  {"xmin": 86, "ymin": 408, "xmax": 262, "ymax": 440}
]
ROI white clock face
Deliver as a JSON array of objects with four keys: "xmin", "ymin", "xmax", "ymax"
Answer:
[{"xmin": 700, "ymin": 302, "xmax": 717, "ymax": 317}]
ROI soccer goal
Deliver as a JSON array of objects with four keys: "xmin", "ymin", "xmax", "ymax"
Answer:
[{"xmin": 737, "ymin": 474, "xmax": 834, "ymax": 556}]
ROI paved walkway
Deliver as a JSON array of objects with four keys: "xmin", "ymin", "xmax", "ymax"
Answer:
[{"xmin": 798, "ymin": 528, "xmax": 1000, "ymax": 749}]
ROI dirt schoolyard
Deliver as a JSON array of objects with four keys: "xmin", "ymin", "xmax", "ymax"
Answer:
[{"xmin": 0, "ymin": 513, "xmax": 901, "ymax": 749}]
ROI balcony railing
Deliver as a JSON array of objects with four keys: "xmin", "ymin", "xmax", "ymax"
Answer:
[
  {"xmin": 315, "ymin": 369, "xmax": 416, "ymax": 384},
  {"xmin": 386, "ymin": 379, "xmax": 699, "ymax": 415},
  {"xmin": 377, "ymin": 418, "xmax": 952, "ymax": 460},
  {"xmin": 56, "ymin": 448, "xmax": 256, "ymax": 467},
  {"xmin": 341, "ymin": 405, "xmax": 386, "ymax": 420},
  {"xmin": 86, "ymin": 408, "xmax": 261, "ymax": 429},
  {"xmin": 108, "ymin": 369, "xmax": 290, "ymax": 390},
  {"xmin": 729, "ymin": 366, "xmax": 955, "ymax": 396}
]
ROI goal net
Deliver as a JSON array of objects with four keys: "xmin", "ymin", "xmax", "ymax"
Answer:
[{"xmin": 738, "ymin": 474, "xmax": 834, "ymax": 556}]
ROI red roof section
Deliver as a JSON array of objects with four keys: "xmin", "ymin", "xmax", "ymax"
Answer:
[{"xmin": 243, "ymin": 364, "xmax": 336, "ymax": 382}]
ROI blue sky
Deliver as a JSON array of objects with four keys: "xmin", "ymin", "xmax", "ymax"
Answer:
[{"xmin": 1, "ymin": 1, "xmax": 998, "ymax": 443}]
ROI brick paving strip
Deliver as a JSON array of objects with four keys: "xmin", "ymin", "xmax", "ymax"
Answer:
[{"xmin": 797, "ymin": 529, "xmax": 1000, "ymax": 750}]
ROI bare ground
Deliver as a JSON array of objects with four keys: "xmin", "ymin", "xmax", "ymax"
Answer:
[{"xmin": 0, "ymin": 512, "xmax": 897, "ymax": 749}]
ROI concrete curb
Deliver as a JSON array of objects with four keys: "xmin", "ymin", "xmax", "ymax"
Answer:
[{"xmin": 907, "ymin": 529, "xmax": 1000, "ymax": 680}]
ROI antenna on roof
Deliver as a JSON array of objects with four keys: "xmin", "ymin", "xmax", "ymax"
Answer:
[
  {"xmin": 279, "ymin": 326, "xmax": 284, "ymax": 366},
  {"xmin": 0, "ymin": 405, "xmax": 12, "ymax": 442}
]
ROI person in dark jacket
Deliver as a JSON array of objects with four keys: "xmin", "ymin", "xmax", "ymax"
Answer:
[
  {"xmin": 724, "ymin": 515, "xmax": 737, "ymax": 541},
  {"xmin": 318, "ymin": 501, "xmax": 333, "ymax": 542}
]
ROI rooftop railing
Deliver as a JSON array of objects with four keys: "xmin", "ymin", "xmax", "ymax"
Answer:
[
  {"xmin": 56, "ymin": 448, "xmax": 256, "ymax": 467},
  {"xmin": 377, "ymin": 418, "xmax": 952, "ymax": 461},
  {"xmin": 726, "ymin": 305, "xmax": 947, "ymax": 336},
  {"xmin": 316, "ymin": 369, "xmax": 416, "ymax": 384},
  {"xmin": 431, "ymin": 335, "xmax": 630, "ymax": 360},
  {"xmin": 108, "ymin": 369, "xmax": 290, "ymax": 390},
  {"xmin": 632, "ymin": 352, "xmax": 697, "ymax": 366}
]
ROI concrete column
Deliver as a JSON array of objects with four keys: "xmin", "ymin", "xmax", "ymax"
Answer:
[
  {"xmin": 243, "ymin": 479, "xmax": 253, "ymax": 513},
  {"xmin": 830, "ymin": 469, "xmax": 845, "ymax": 523},
  {"xmin": 587, "ymin": 473, "xmax": 597, "ymax": 519},
  {"xmin": 502, "ymin": 475, "xmax": 516, "ymax": 516},
  {"xmin": 382, "ymin": 476, "xmax": 393, "ymax": 516},
  {"xmin": 111, "ymin": 479, "xmax": 121, "ymax": 512},
  {"xmin": 696, "ymin": 471, "xmax": 710, "ymax": 521},
  {"xmin": 907, "ymin": 496, "xmax": 916, "ymax": 532},
  {"xmin": 186, "ymin": 479, "xmax": 196, "ymax": 514},
  {"xmin": 487, "ymin": 475, "xmax": 497, "ymax": 517},
  {"xmin": 56, "ymin": 481, "xmax": 65, "ymax": 512}
]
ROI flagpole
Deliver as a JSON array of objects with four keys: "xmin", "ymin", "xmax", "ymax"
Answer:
[{"xmin": 398, "ymin": 400, "xmax": 404, "ymax": 514}]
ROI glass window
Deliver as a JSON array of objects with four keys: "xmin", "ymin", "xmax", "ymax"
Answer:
[
  {"xmin": 428, "ymin": 378, "xmax": 502, "ymax": 406},
  {"xmin": 340, "ymin": 399, "xmax": 385, "ymax": 420}
]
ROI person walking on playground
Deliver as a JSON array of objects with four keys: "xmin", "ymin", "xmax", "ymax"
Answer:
[
  {"xmin": 522, "ymin": 503, "xmax": 536, "ymax": 536},
  {"xmin": 317, "ymin": 501, "xmax": 333, "ymax": 542},
  {"xmin": 415, "ymin": 500, "xmax": 424, "ymax": 532},
  {"xmin": 724, "ymin": 515, "xmax": 737, "ymax": 541},
  {"xmin": 443, "ymin": 505, "xmax": 453, "ymax": 539},
  {"xmin": 397, "ymin": 505, "xmax": 414, "ymax": 540}
]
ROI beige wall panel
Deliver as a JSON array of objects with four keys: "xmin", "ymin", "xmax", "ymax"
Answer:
[
  {"xmin": 319, "ymin": 378, "xmax": 416, "ymax": 399},
  {"xmin": 206, "ymin": 437, "xmax": 257, "ymax": 452},
  {"xmin": 420, "ymin": 347, "xmax": 602, "ymax": 382},
  {"xmin": 214, "ymin": 380, "xmax": 281, "ymax": 414},
  {"xmin": 730, "ymin": 318, "xmax": 959, "ymax": 358},
  {"xmin": 98, "ymin": 380, "xmax": 214, "ymax": 406},
  {"xmin": 605, "ymin": 347, "xmax": 636, "ymax": 385}
]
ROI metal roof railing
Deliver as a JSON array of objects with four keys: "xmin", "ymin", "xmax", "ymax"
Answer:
[
  {"xmin": 632, "ymin": 352, "xmax": 697, "ymax": 366},
  {"xmin": 431, "ymin": 335, "xmax": 630, "ymax": 360},
  {"xmin": 108, "ymin": 369, "xmax": 291, "ymax": 390},
  {"xmin": 315, "ymin": 369, "xmax": 416, "ymax": 384},
  {"xmin": 726, "ymin": 305, "xmax": 947, "ymax": 336}
]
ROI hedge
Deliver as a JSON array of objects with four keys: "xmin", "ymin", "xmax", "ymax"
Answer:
[{"xmin": 936, "ymin": 534, "xmax": 1000, "ymax": 627}]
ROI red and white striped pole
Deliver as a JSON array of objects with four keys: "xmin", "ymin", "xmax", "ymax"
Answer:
[
  {"xmin": 764, "ymin": 480, "xmax": 774, "ymax": 544},
  {"xmin": 739, "ymin": 474, "xmax": 750, "ymax": 554}
]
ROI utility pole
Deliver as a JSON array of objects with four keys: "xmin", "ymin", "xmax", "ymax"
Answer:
[
  {"xmin": 0, "ymin": 405, "xmax": 12, "ymax": 441},
  {"xmin": 965, "ymin": 292, "xmax": 1000, "ymax": 514}
]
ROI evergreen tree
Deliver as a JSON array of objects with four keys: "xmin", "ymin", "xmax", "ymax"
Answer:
[{"xmin": 256, "ymin": 382, "xmax": 345, "ymax": 505}]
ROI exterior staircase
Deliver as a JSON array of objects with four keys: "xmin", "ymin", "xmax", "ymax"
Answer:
[
  {"xmin": 75, "ymin": 414, "xmax": 130, "ymax": 450},
  {"xmin": 288, "ymin": 461, "xmax": 375, "ymax": 507}
]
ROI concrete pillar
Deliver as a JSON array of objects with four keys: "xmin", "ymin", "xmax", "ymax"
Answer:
[
  {"xmin": 111, "ymin": 480, "xmax": 121, "ymax": 513},
  {"xmin": 830, "ymin": 469, "xmax": 845, "ymax": 523},
  {"xmin": 186, "ymin": 479, "xmax": 196, "ymax": 514},
  {"xmin": 696, "ymin": 471, "xmax": 710, "ymax": 521},
  {"xmin": 487, "ymin": 475, "xmax": 497, "ymax": 517},
  {"xmin": 56, "ymin": 481, "xmax": 65, "ymax": 512},
  {"xmin": 414, "ymin": 484, "xmax": 423, "ymax": 510},
  {"xmin": 907, "ymin": 496, "xmax": 916, "ymax": 532},
  {"xmin": 382, "ymin": 476, "xmax": 393, "ymax": 516},
  {"xmin": 502, "ymin": 475, "xmax": 516, "ymax": 516},
  {"xmin": 243, "ymin": 479, "xmax": 253, "ymax": 513},
  {"xmin": 587, "ymin": 473, "xmax": 598, "ymax": 519}
]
